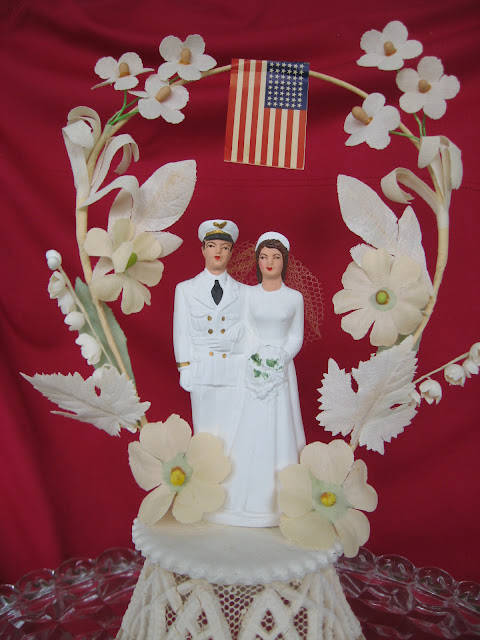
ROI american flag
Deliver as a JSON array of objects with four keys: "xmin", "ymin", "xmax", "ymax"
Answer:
[{"xmin": 224, "ymin": 59, "xmax": 310, "ymax": 170}]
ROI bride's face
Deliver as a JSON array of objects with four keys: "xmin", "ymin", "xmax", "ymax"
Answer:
[{"xmin": 258, "ymin": 247, "xmax": 283, "ymax": 280}]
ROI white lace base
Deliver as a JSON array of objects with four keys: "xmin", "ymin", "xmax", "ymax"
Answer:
[{"xmin": 116, "ymin": 559, "xmax": 365, "ymax": 640}]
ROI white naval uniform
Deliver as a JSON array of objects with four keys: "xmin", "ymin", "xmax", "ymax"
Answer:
[{"xmin": 173, "ymin": 269, "xmax": 247, "ymax": 449}]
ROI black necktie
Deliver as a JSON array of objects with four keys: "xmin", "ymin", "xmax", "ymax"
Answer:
[{"xmin": 211, "ymin": 279, "xmax": 223, "ymax": 305}]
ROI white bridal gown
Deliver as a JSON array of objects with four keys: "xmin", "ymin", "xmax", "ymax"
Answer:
[{"xmin": 207, "ymin": 283, "xmax": 306, "ymax": 527}]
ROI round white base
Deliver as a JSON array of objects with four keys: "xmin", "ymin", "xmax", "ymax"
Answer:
[{"xmin": 132, "ymin": 515, "xmax": 343, "ymax": 585}]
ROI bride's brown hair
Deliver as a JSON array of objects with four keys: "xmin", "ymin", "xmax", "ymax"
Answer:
[{"xmin": 255, "ymin": 239, "xmax": 289, "ymax": 283}]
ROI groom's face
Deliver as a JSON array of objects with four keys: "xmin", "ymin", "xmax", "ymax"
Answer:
[{"xmin": 202, "ymin": 239, "xmax": 233, "ymax": 275}]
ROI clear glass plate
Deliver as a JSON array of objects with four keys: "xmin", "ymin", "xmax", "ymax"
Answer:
[{"xmin": 0, "ymin": 546, "xmax": 478, "ymax": 639}]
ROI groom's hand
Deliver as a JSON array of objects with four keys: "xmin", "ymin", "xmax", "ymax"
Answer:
[{"xmin": 179, "ymin": 367, "xmax": 192, "ymax": 392}]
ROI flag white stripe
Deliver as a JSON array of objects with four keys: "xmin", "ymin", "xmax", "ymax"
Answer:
[
  {"xmin": 230, "ymin": 59, "xmax": 245, "ymax": 162},
  {"xmin": 266, "ymin": 109, "xmax": 276, "ymax": 166},
  {"xmin": 290, "ymin": 110, "xmax": 300, "ymax": 169},
  {"xmin": 242, "ymin": 60, "xmax": 256, "ymax": 163},
  {"xmin": 278, "ymin": 109, "xmax": 288, "ymax": 168}
]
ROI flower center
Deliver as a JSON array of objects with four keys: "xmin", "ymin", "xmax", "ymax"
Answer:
[
  {"xmin": 118, "ymin": 62, "xmax": 131, "ymax": 78},
  {"xmin": 383, "ymin": 41, "xmax": 397, "ymax": 56},
  {"xmin": 170, "ymin": 466, "xmax": 186, "ymax": 486},
  {"xmin": 418, "ymin": 79, "xmax": 431, "ymax": 93},
  {"xmin": 375, "ymin": 289, "xmax": 390, "ymax": 305},
  {"xmin": 320, "ymin": 491, "xmax": 337, "ymax": 507},
  {"xmin": 179, "ymin": 48, "xmax": 192, "ymax": 65},
  {"xmin": 352, "ymin": 106, "xmax": 372, "ymax": 126},
  {"xmin": 155, "ymin": 86, "xmax": 172, "ymax": 103},
  {"xmin": 126, "ymin": 252, "xmax": 138, "ymax": 270}
]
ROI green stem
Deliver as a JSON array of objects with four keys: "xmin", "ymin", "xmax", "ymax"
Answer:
[
  {"xmin": 414, "ymin": 113, "xmax": 423, "ymax": 138},
  {"xmin": 390, "ymin": 131, "xmax": 420, "ymax": 142}
]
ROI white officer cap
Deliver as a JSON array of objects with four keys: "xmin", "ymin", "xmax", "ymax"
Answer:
[{"xmin": 198, "ymin": 220, "xmax": 239, "ymax": 244}]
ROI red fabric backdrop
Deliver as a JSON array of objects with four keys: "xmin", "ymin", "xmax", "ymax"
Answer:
[{"xmin": 1, "ymin": 0, "xmax": 479, "ymax": 586}]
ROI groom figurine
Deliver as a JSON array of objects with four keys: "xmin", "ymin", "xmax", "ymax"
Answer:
[{"xmin": 173, "ymin": 220, "xmax": 246, "ymax": 446}]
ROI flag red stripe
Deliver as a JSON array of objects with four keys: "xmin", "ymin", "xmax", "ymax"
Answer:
[
  {"xmin": 224, "ymin": 58, "xmax": 239, "ymax": 162},
  {"xmin": 260, "ymin": 108, "xmax": 271, "ymax": 166},
  {"xmin": 284, "ymin": 109, "xmax": 294, "ymax": 169}
]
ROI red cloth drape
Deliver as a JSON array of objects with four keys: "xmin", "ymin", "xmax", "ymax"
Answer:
[{"xmin": 1, "ymin": 0, "xmax": 479, "ymax": 585}]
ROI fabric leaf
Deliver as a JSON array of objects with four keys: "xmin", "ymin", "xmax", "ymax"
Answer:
[
  {"xmin": 90, "ymin": 134, "xmax": 139, "ymax": 196},
  {"xmin": 317, "ymin": 338, "xmax": 417, "ymax": 454},
  {"xmin": 317, "ymin": 359, "xmax": 357, "ymax": 436},
  {"xmin": 75, "ymin": 278, "xmax": 135, "ymax": 383},
  {"xmin": 21, "ymin": 369, "xmax": 150, "ymax": 436},
  {"xmin": 108, "ymin": 160, "xmax": 196, "ymax": 234},
  {"xmin": 337, "ymin": 175, "xmax": 398, "ymax": 255},
  {"xmin": 397, "ymin": 206, "xmax": 433, "ymax": 293}
]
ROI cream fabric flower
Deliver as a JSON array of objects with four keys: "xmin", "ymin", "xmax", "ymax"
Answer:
[
  {"xmin": 418, "ymin": 379, "xmax": 442, "ymax": 405},
  {"xmin": 158, "ymin": 35, "xmax": 216, "ymax": 81},
  {"xmin": 444, "ymin": 363, "xmax": 465, "ymax": 386},
  {"xmin": 128, "ymin": 415, "xmax": 231, "ymax": 524},
  {"xmin": 462, "ymin": 359, "xmax": 479, "ymax": 378},
  {"xmin": 469, "ymin": 343, "xmax": 480, "ymax": 365},
  {"xmin": 48, "ymin": 272, "xmax": 75, "ymax": 315},
  {"xmin": 357, "ymin": 21, "xmax": 422, "ymax": 71},
  {"xmin": 93, "ymin": 52, "xmax": 153, "ymax": 91},
  {"xmin": 396, "ymin": 57, "xmax": 460, "ymax": 120},
  {"xmin": 84, "ymin": 218, "xmax": 164, "ymax": 315},
  {"xmin": 75, "ymin": 333, "xmax": 102, "ymax": 365},
  {"xmin": 279, "ymin": 440, "xmax": 377, "ymax": 558},
  {"xmin": 344, "ymin": 93, "xmax": 400, "ymax": 150},
  {"xmin": 333, "ymin": 249, "xmax": 430, "ymax": 347},
  {"xmin": 130, "ymin": 74, "xmax": 189, "ymax": 123}
]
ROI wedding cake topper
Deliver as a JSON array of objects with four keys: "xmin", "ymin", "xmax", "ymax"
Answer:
[{"xmin": 22, "ymin": 23, "xmax": 478, "ymax": 561}]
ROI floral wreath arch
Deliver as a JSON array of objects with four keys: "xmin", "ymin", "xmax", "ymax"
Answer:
[{"xmin": 24, "ymin": 22, "xmax": 479, "ymax": 557}]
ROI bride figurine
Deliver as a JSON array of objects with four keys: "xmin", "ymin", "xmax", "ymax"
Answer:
[{"xmin": 207, "ymin": 232, "xmax": 306, "ymax": 527}]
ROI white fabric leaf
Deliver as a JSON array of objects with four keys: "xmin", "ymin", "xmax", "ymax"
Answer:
[
  {"xmin": 317, "ymin": 338, "xmax": 417, "ymax": 454},
  {"xmin": 317, "ymin": 359, "xmax": 357, "ymax": 437},
  {"xmin": 150, "ymin": 231, "xmax": 183, "ymax": 257},
  {"xmin": 381, "ymin": 167, "xmax": 446, "ymax": 226},
  {"xmin": 21, "ymin": 369, "xmax": 150, "ymax": 436},
  {"xmin": 350, "ymin": 243, "xmax": 370, "ymax": 266},
  {"xmin": 352, "ymin": 338, "xmax": 418, "ymax": 453},
  {"xmin": 337, "ymin": 175, "xmax": 398, "ymax": 254},
  {"xmin": 90, "ymin": 134, "xmax": 140, "ymax": 196},
  {"xmin": 108, "ymin": 160, "xmax": 196, "ymax": 234},
  {"xmin": 396, "ymin": 206, "xmax": 433, "ymax": 293},
  {"xmin": 81, "ymin": 175, "xmax": 140, "ymax": 209},
  {"xmin": 66, "ymin": 106, "xmax": 102, "ymax": 144},
  {"xmin": 62, "ymin": 107, "xmax": 102, "ymax": 202}
]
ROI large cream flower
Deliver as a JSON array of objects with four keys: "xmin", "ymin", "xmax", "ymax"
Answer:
[
  {"xmin": 279, "ymin": 440, "xmax": 377, "ymax": 557},
  {"xmin": 84, "ymin": 218, "xmax": 164, "ymax": 315},
  {"xmin": 158, "ymin": 35, "xmax": 216, "ymax": 81},
  {"xmin": 396, "ymin": 56, "xmax": 460, "ymax": 120},
  {"xmin": 128, "ymin": 415, "xmax": 231, "ymax": 524},
  {"xmin": 357, "ymin": 21, "xmax": 422, "ymax": 71},
  {"xmin": 333, "ymin": 248, "xmax": 430, "ymax": 347}
]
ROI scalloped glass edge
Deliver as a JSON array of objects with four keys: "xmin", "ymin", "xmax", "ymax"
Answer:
[{"xmin": 1, "ymin": 546, "xmax": 479, "ymax": 637}]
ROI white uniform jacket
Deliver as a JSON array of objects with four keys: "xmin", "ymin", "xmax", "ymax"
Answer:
[{"xmin": 173, "ymin": 270, "xmax": 247, "ymax": 388}]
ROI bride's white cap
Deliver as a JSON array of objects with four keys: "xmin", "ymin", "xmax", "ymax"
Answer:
[{"xmin": 255, "ymin": 231, "xmax": 290, "ymax": 251}]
